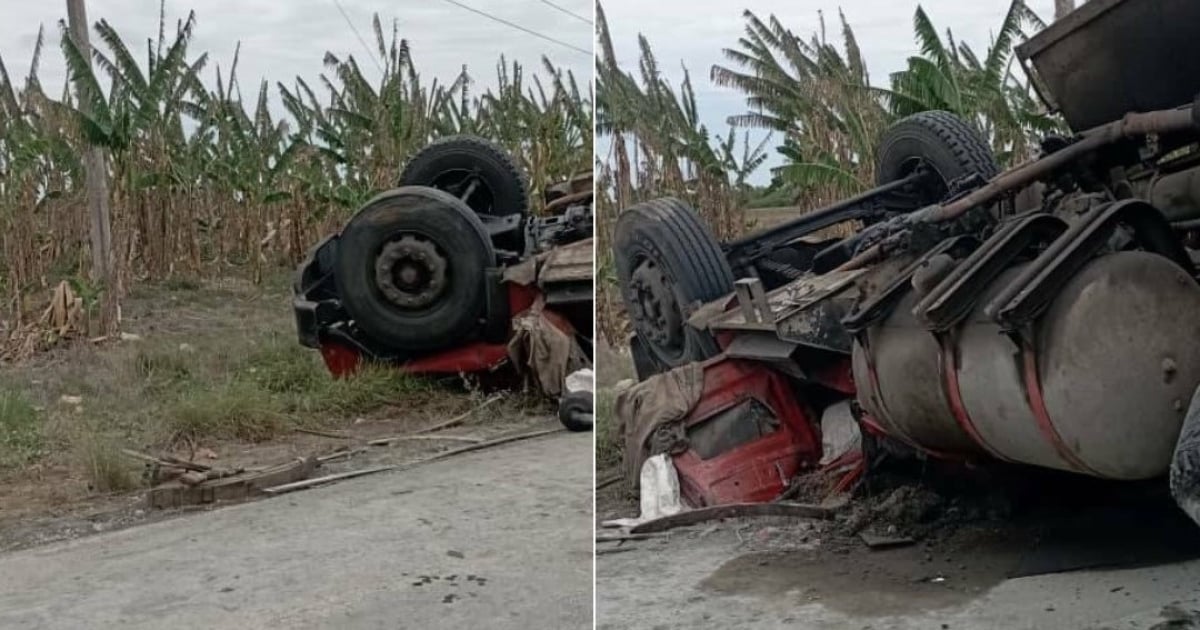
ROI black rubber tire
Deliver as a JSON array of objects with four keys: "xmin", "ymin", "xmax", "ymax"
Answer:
[
  {"xmin": 334, "ymin": 186, "xmax": 495, "ymax": 352},
  {"xmin": 614, "ymin": 197, "xmax": 734, "ymax": 371},
  {"xmin": 876, "ymin": 111, "xmax": 999, "ymax": 193},
  {"xmin": 399, "ymin": 135, "xmax": 529, "ymax": 252},
  {"xmin": 1171, "ymin": 384, "xmax": 1200, "ymax": 527},
  {"xmin": 558, "ymin": 390, "xmax": 594, "ymax": 433}
]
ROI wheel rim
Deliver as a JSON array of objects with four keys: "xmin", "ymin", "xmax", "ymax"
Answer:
[
  {"xmin": 897, "ymin": 157, "xmax": 950, "ymax": 206},
  {"xmin": 431, "ymin": 168, "xmax": 497, "ymax": 217},
  {"xmin": 373, "ymin": 234, "xmax": 448, "ymax": 309},
  {"xmin": 629, "ymin": 258, "xmax": 684, "ymax": 360}
]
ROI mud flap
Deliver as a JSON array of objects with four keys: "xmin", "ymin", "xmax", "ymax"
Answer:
[{"xmin": 1171, "ymin": 384, "xmax": 1200, "ymax": 528}]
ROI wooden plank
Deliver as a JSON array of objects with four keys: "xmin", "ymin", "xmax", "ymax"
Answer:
[
  {"xmin": 146, "ymin": 456, "xmax": 318, "ymax": 509},
  {"xmin": 629, "ymin": 502, "xmax": 837, "ymax": 535},
  {"xmin": 261, "ymin": 465, "xmax": 397, "ymax": 495}
]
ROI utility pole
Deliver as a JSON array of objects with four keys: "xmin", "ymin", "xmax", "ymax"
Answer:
[{"xmin": 65, "ymin": 0, "xmax": 116, "ymax": 330}]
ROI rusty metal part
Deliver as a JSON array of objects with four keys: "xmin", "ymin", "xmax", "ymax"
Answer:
[
  {"xmin": 1150, "ymin": 165, "xmax": 1200, "ymax": 222},
  {"xmin": 1015, "ymin": 0, "xmax": 1200, "ymax": 131},
  {"xmin": 985, "ymin": 199, "xmax": 1194, "ymax": 330},
  {"xmin": 373, "ymin": 234, "xmax": 448, "ymax": 309},
  {"xmin": 913, "ymin": 107, "xmax": 1196, "ymax": 226},
  {"xmin": 855, "ymin": 251, "xmax": 1200, "ymax": 479},
  {"xmin": 538, "ymin": 237, "xmax": 593, "ymax": 285},
  {"xmin": 852, "ymin": 290, "xmax": 983, "ymax": 455},
  {"xmin": 841, "ymin": 235, "xmax": 976, "ymax": 332},
  {"xmin": 724, "ymin": 170, "xmax": 930, "ymax": 273},
  {"xmin": 629, "ymin": 259, "xmax": 681, "ymax": 350},
  {"xmin": 831, "ymin": 106, "xmax": 1198, "ymax": 274},
  {"xmin": 544, "ymin": 189, "xmax": 593, "ymax": 214},
  {"xmin": 915, "ymin": 214, "xmax": 1068, "ymax": 331}
]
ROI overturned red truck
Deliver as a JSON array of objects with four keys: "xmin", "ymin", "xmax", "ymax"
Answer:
[
  {"xmin": 613, "ymin": 0, "xmax": 1200, "ymax": 522},
  {"xmin": 293, "ymin": 136, "xmax": 594, "ymax": 431}
]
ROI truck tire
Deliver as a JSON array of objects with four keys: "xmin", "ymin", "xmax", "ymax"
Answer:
[
  {"xmin": 334, "ymin": 186, "xmax": 495, "ymax": 352},
  {"xmin": 558, "ymin": 390, "xmax": 594, "ymax": 432},
  {"xmin": 876, "ymin": 111, "xmax": 999, "ymax": 200},
  {"xmin": 400, "ymin": 135, "xmax": 528, "ymax": 252},
  {"xmin": 1172, "ymin": 385, "xmax": 1200, "ymax": 527},
  {"xmin": 614, "ymin": 198, "xmax": 734, "ymax": 371}
]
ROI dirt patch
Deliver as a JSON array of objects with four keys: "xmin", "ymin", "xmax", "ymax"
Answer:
[
  {"xmin": 0, "ymin": 277, "xmax": 553, "ymax": 552},
  {"xmin": 701, "ymin": 523, "xmax": 1017, "ymax": 617}
]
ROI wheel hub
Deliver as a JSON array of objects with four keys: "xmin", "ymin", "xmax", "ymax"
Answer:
[
  {"xmin": 629, "ymin": 260, "xmax": 682, "ymax": 350},
  {"xmin": 374, "ymin": 235, "xmax": 448, "ymax": 309}
]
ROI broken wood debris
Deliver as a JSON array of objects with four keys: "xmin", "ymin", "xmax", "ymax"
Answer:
[
  {"xmin": 629, "ymin": 501, "xmax": 838, "ymax": 535},
  {"xmin": 122, "ymin": 449, "xmax": 209, "ymax": 472},
  {"xmin": 596, "ymin": 532, "xmax": 671, "ymax": 543},
  {"xmin": 596, "ymin": 473, "xmax": 623, "ymax": 491},
  {"xmin": 367, "ymin": 434, "xmax": 483, "ymax": 446},
  {"xmin": 859, "ymin": 531, "xmax": 917, "ymax": 549},
  {"xmin": 316, "ymin": 446, "xmax": 369, "ymax": 463},
  {"xmin": 261, "ymin": 465, "xmax": 398, "ymax": 495},
  {"xmin": 147, "ymin": 456, "xmax": 318, "ymax": 509},
  {"xmin": 413, "ymin": 394, "xmax": 503, "ymax": 434},
  {"xmin": 295, "ymin": 427, "xmax": 354, "ymax": 440},
  {"xmin": 145, "ymin": 426, "xmax": 563, "ymax": 505},
  {"xmin": 179, "ymin": 467, "xmax": 246, "ymax": 486}
]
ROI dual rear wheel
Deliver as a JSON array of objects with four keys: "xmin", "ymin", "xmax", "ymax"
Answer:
[
  {"xmin": 334, "ymin": 136, "xmax": 529, "ymax": 351},
  {"xmin": 614, "ymin": 111, "xmax": 999, "ymax": 375}
]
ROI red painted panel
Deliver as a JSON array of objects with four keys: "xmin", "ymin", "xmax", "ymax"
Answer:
[{"xmin": 672, "ymin": 356, "xmax": 822, "ymax": 507}]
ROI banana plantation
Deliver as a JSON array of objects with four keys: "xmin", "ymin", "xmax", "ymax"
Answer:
[
  {"xmin": 594, "ymin": 0, "xmax": 1063, "ymax": 342},
  {"xmin": 0, "ymin": 9, "xmax": 592, "ymax": 343}
]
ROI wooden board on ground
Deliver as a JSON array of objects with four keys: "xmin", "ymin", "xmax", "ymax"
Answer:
[{"xmin": 146, "ymin": 456, "xmax": 318, "ymax": 509}]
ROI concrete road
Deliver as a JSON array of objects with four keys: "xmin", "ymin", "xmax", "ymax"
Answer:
[
  {"xmin": 597, "ymin": 523, "xmax": 1200, "ymax": 630},
  {"xmin": 0, "ymin": 432, "xmax": 593, "ymax": 630}
]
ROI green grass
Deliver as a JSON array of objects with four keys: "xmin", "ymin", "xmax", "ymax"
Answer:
[
  {"xmin": 0, "ymin": 388, "xmax": 42, "ymax": 469},
  {"xmin": 74, "ymin": 431, "xmax": 141, "ymax": 493},
  {"xmin": 146, "ymin": 332, "xmax": 430, "ymax": 444},
  {"xmin": 0, "ymin": 274, "xmax": 490, "ymax": 501},
  {"xmin": 595, "ymin": 387, "xmax": 622, "ymax": 472}
]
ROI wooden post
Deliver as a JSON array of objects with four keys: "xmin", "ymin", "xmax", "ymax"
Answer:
[{"xmin": 65, "ymin": 0, "xmax": 116, "ymax": 330}]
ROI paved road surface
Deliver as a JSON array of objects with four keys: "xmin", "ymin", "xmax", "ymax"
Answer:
[
  {"xmin": 597, "ymin": 524, "xmax": 1200, "ymax": 630},
  {"xmin": 0, "ymin": 432, "xmax": 592, "ymax": 629}
]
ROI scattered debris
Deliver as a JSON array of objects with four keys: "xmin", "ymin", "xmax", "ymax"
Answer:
[
  {"xmin": 596, "ymin": 473, "xmax": 623, "ymax": 490},
  {"xmin": 596, "ymin": 532, "xmax": 671, "ymax": 544},
  {"xmin": 859, "ymin": 531, "xmax": 917, "ymax": 550},
  {"xmin": 630, "ymin": 502, "xmax": 838, "ymax": 535},
  {"xmin": 295, "ymin": 427, "xmax": 354, "ymax": 439},
  {"xmin": 413, "ymin": 395, "xmax": 503, "ymax": 434},
  {"xmin": 368, "ymin": 434, "xmax": 483, "ymax": 446},
  {"xmin": 261, "ymin": 464, "xmax": 398, "ymax": 495},
  {"xmin": 1151, "ymin": 604, "xmax": 1200, "ymax": 629},
  {"xmin": 316, "ymin": 447, "xmax": 369, "ymax": 463},
  {"xmin": 147, "ymin": 456, "xmax": 318, "ymax": 509},
  {"xmin": 602, "ymin": 454, "xmax": 685, "ymax": 529}
]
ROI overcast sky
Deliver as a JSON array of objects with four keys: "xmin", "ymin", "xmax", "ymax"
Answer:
[
  {"xmin": 600, "ymin": 0, "xmax": 1059, "ymax": 184},
  {"xmin": 4, "ymin": 0, "xmax": 1060, "ymax": 185},
  {"xmin": 0, "ymin": 0, "xmax": 592, "ymax": 101}
]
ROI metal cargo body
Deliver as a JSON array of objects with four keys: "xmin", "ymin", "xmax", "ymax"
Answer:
[{"xmin": 1015, "ymin": 0, "xmax": 1200, "ymax": 131}]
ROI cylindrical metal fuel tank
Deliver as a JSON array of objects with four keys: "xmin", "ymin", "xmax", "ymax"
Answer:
[{"xmin": 852, "ymin": 251, "xmax": 1200, "ymax": 479}]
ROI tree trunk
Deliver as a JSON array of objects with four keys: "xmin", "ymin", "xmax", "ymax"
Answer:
[{"xmin": 66, "ymin": 0, "xmax": 118, "ymax": 333}]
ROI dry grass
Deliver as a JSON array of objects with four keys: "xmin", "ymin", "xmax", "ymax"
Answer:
[{"xmin": 0, "ymin": 277, "xmax": 437, "ymax": 492}]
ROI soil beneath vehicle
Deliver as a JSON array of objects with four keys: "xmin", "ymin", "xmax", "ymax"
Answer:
[{"xmin": 596, "ymin": 448, "xmax": 1200, "ymax": 626}]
